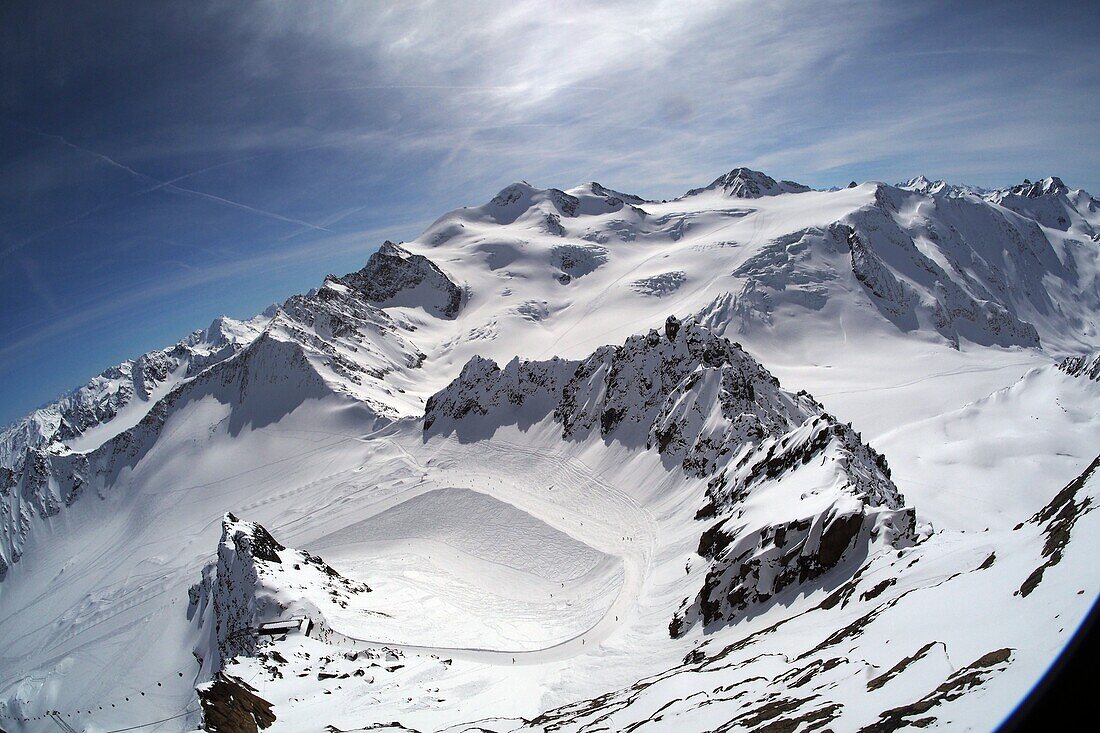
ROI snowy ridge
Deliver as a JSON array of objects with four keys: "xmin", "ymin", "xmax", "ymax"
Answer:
[
  {"xmin": 898, "ymin": 175, "xmax": 991, "ymax": 198},
  {"xmin": 411, "ymin": 166, "xmax": 1098, "ymax": 362},
  {"xmin": 842, "ymin": 188, "xmax": 1048, "ymax": 348},
  {"xmin": 986, "ymin": 176, "xmax": 1100, "ymax": 236},
  {"xmin": 0, "ymin": 312, "xmax": 270, "ymax": 472},
  {"xmin": 0, "ymin": 329, "xmax": 332, "ymax": 578},
  {"xmin": 0, "ymin": 249, "xmax": 439, "ymax": 578},
  {"xmin": 424, "ymin": 316, "xmax": 813, "ymax": 475},
  {"xmin": 679, "ymin": 409, "xmax": 915, "ymax": 635},
  {"xmin": 270, "ymin": 274, "xmax": 426, "ymax": 414}
]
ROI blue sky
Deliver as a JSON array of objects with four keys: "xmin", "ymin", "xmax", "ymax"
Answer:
[{"xmin": 1, "ymin": 0, "xmax": 1098, "ymax": 425}]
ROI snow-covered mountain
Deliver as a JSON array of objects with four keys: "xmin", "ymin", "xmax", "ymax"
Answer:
[
  {"xmin": 425, "ymin": 317, "xmax": 915, "ymax": 633},
  {"xmin": 683, "ymin": 167, "xmax": 813, "ymax": 199},
  {"xmin": 1, "ymin": 167, "xmax": 1097, "ymax": 733},
  {"xmin": 898, "ymin": 175, "xmax": 991, "ymax": 198}
]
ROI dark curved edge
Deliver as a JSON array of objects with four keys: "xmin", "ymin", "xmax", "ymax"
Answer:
[{"xmin": 997, "ymin": 594, "xmax": 1099, "ymax": 732}]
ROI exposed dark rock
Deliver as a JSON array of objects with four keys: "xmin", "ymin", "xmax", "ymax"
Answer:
[
  {"xmin": 425, "ymin": 318, "xmax": 915, "ymax": 637},
  {"xmin": 1005, "ymin": 177, "xmax": 1069, "ymax": 199},
  {"xmin": 860, "ymin": 577, "xmax": 897, "ymax": 602},
  {"xmin": 188, "ymin": 514, "xmax": 369, "ymax": 676},
  {"xmin": 198, "ymin": 673, "xmax": 275, "ymax": 732},
  {"xmin": 664, "ymin": 315, "xmax": 681, "ymax": 341},
  {"xmin": 551, "ymin": 244, "xmax": 608, "ymax": 281},
  {"xmin": 858, "ymin": 649, "xmax": 1012, "ymax": 733},
  {"xmin": 1017, "ymin": 454, "xmax": 1099, "ymax": 597},
  {"xmin": 867, "ymin": 641, "xmax": 943, "ymax": 691},
  {"xmin": 1058, "ymin": 352, "xmax": 1100, "ymax": 381}
]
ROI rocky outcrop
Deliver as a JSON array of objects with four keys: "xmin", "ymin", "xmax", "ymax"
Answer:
[
  {"xmin": 197, "ymin": 673, "xmax": 276, "ymax": 732},
  {"xmin": 587, "ymin": 181, "xmax": 647, "ymax": 206},
  {"xmin": 1002, "ymin": 176, "xmax": 1069, "ymax": 199},
  {"xmin": 986, "ymin": 176, "xmax": 1095, "ymax": 233},
  {"xmin": 898, "ymin": 176, "xmax": 989, "ymax": 198},
  {"xmin": 672, "ymin": 400, "xmax": 914, "ymax": 634},
  {"xmin": 552, "ymin": 243, "xmax": 609, "ymax": 283},
  {"xmin": 1058, "ymin": 351, "xmax": 1100, "ymax": 381},
  {"xmin": 1015, "ymin": 454, "xmax": 1098, "ymax": 598},
  {"xmin": 188, "ymin": 514, "xmax": 370, "ymax": 678}
]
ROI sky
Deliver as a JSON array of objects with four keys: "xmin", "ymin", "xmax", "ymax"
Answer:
[{"xmin": 1, "ymin": 0, "xmax": 1098, "ymax": 425}]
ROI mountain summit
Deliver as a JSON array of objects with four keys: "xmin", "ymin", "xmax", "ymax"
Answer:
[{"xmin": 683, "ymin": 167, "xmax": 813, "ymax": 199}]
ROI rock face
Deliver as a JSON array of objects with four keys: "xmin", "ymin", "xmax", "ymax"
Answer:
[
  {"xmin": 425, "ymin": 317, "xmax": 917, "ymax": 631},
  {"xmin": 842, "ymin": 195, "xmax": 1045, "ymax": 349},
  {"xmin": 188, "ymin": 513, "xmax": 369, "ymax": 678},
  {"xmin": 1015, "ymin": 454, "xmax": 1099, "ymax": 598},
  {"xmin": 339, "ymin": 241, "xmax": 464, "ymax": 318},
  {"xmin": 552, "ymin": 243, "xmax": 609, "ymax": 282},
  {"xmin": 197, "ymin": 673, "xmax": 276, "ymax": 732}
]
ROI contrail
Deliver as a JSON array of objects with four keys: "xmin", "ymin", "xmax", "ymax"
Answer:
[{"xmin": 0, "ymin": 120, "xmax": 334, "ymax": 257}]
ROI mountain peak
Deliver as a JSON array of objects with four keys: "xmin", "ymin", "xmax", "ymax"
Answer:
[
  {"xmin": 685, "ymin": 167, "xmax": 811, "ymax": 199},
  {"xmin": 337, "ymin": 241, "xmax": 463, "ymax": 318},
  {"xmin": 897, "ymin": 176, "xmax": 990, "ymax": 197},
  {"xmin": 1006, "ymin": 176, "xmax": 1069, "ymax": 198},
  {"xmin": 579, "ymin": 181, "xmax": 647, "ymax": 205},
  {"xmin": 900, "ymin": 175, "xmax": 942, "ymax": 194}
]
